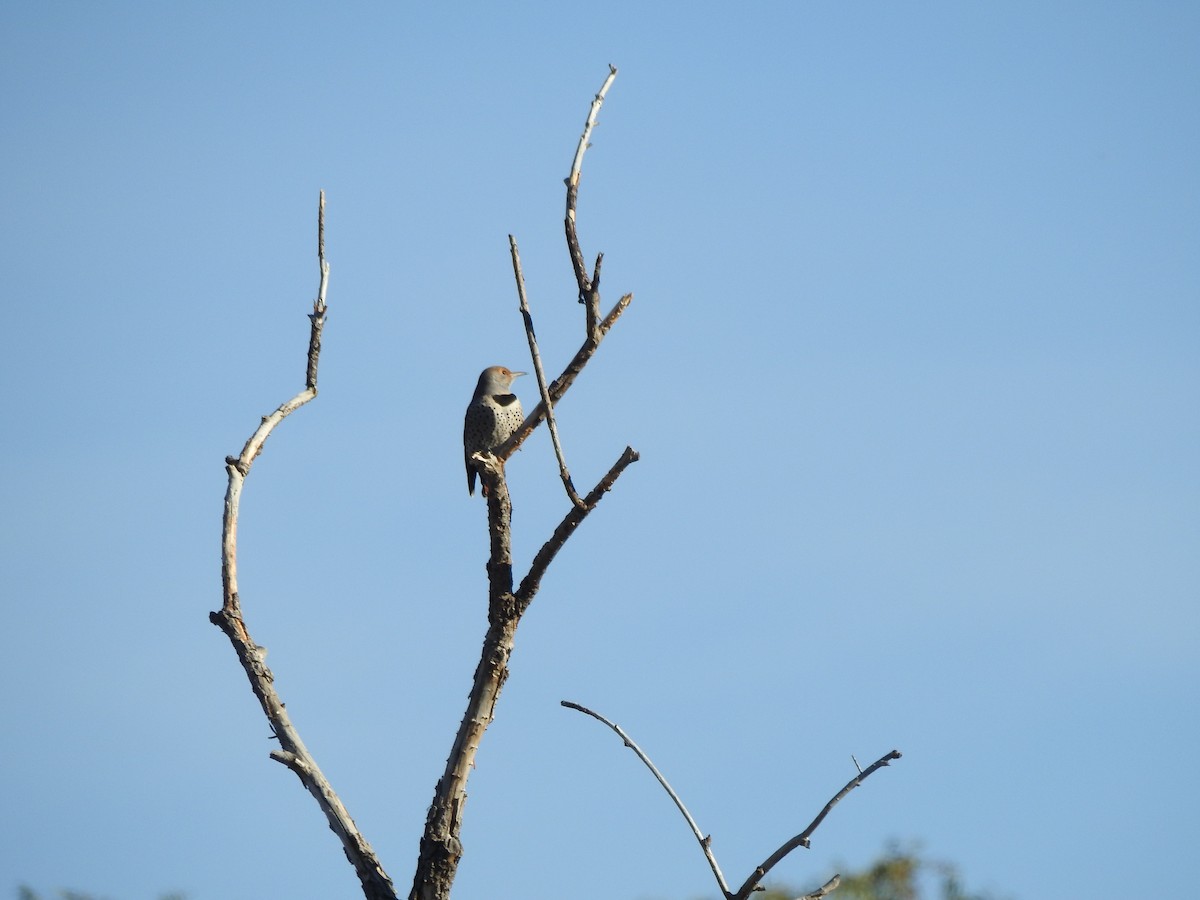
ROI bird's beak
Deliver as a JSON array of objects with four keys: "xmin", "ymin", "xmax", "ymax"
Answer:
[{"xmin": 513, "ymin": 371, "xmax": 527, "ymax": 378}]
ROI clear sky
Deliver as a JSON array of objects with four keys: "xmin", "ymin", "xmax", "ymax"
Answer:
[{"xmin": 2, "ymin": 3, "xmax": 1197, "ymax": 899}]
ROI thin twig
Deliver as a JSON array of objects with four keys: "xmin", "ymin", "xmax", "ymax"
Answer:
[
  {"xmin": 496, "ymin": 290, "xmax": 633, "ymax": 460},
  {"xmin": 731, "ymin": 750, "xmax": 903, "ymax": 900},
  {"xmin": 798, "ymin": 874, "xmax": 841, "ymax": 900},
  {"xmin": 508, "ymin": 234, "xmax": 585, "ymax": 509},
  {"xmin": 561, "ymin": 700, "xmax": 731, "ymax": 898},
  {"xmin": 211, "ymin": 194, "xmax": 397, "ymax": 900}
]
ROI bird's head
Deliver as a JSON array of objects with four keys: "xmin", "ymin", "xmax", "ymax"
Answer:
[{"xmin": 477, "ymin": 366, "xmax": 526, "ymax": 394}]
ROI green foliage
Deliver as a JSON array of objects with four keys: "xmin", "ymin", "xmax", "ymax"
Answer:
[
  {"xmin": 16, "ymin": 889, "xmax": 185, "ymax": 900},
  {"xmin": 832, "ymin": 850, "xmax": 920, "ymax": 900},
  {"xmin": 755, "ymin": 846, "xmax": 1004, "ymax": 900}
]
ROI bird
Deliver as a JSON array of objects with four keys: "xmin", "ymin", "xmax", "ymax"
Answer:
[{"xmin": 463, "ymin": 365, "xmax": 526, "ymax": 495}]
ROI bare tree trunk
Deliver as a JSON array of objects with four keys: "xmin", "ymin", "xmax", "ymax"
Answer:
[{"xmin": 408, "ymin": 66, "xmax": 636, "ymax": 900}]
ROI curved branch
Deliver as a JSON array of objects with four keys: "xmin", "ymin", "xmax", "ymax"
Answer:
[
  {"xmin": 564, "ymin": 698, "xmax": 900, "ymax": 900},
  {"xmin": 561, "ymin": 700, "xmax": 731, "ymax": 897},
  {"xmin": 211, "ymin": 193, "xmax": 397, "ymax": 900}
]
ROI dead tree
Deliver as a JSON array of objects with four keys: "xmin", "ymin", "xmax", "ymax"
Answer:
[
  {"xmin": 212, "ymin": 67, "xmax": 899, "ymax": 900},
  {"xmin": 408, "ymin": 65, "xmax": 636, "ymax": 900}
]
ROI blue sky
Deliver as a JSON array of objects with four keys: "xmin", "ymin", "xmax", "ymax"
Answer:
[{"xmin": 2, "ymin": 3, "xmax": 1197, "ymax": 899}]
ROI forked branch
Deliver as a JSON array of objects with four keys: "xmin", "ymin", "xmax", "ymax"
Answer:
[
  {"xmin": 497, "ymin": 290, "xmax": 632, "ymax": 458},
  {"xmin": 563, "ymin": 700, "xmax": 900, "ymax": 900},
  {"xmin": 500, "ymin": 64, "xmax": 629, "ymax": 461},
  {"xmin": 211, "ymin": 193, "xmax": 397, "ymax": 900},
  {"xmin": 732, "ymin": 749, "xmax": 902, "ymax": 899},
  {"xmin": 410, "ymin": 68, "xmax": 638, "ymax": 900}
]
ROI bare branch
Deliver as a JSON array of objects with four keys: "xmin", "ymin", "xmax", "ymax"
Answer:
[
  {"xmin": 478, "ymin": 452, "xmax": 518, "ymax": 616},
  {"xmin": 412, "ymin": 436, "xmax": 532, "ymax": 900},
  {"xmin": 306, "ymin": 190, "xmax": 329, "ymax": 391},
  {"xmin": 516, "ymin": 446, "xmax": 639, "ymax": 608},
  {"xmin": 591, "ymin": 251, "xmax": 604, "ymax": 296},
  {"xmin": 566, "ymin": 63, "xmax": 618, "ymax": 340},
  {"xmin": 563, "ymin": 695, "xmax": 899, "ymax": 900},
  {"xmin": 495, "ymin": 66, "xmax": 628, "ymax": 462},
  {"xmin": 561, "ymin": 700, "xmax": 731, "ymax": 898},
  {"xmin": 219, "ymin": 187, "xmax": 327, "ymax": 605},
  {"xmin": 211, "ymin": 194, "xmax": 397, "ymax": 900},
  {"xmin": 496, "ymin": 290, "xmax": 633, "ymax": 460},
  {"xmin": 798, "ymin": 874, "xmax": 841, "ymax": 900},
  {"xmin": 410, "ymin": 608, "xmax": 519, "ymax": 900},
  {"xmin": 731, "ymin": 750, "xmax": 903, "ymax": 900},
  {"xmin": 567, "ymin": 65, "xmax": 618, "ymax": 195},
  {"xmin": 508, "ymin": 234, "xmax": 585, "ymax": 508}
]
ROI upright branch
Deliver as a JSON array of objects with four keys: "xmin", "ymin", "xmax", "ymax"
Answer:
[
  {"xmin": 500, "ymin": 64, "xmax": 629, "ymax": 459},
  {"xmin": 211, "ymin": 193, "xmax": 397, "ymax": 900},
  {"xmin": 410, "ymin": 68, "xmax": 638, "ymax": 900},
  {"xmin": 410, "ymin": 455, "xmax": 520, "ymax": 900},
  {"xmin": 562, "ymin": 700, "xmax": 901, "ymax": 900},
  {"xmin": 306, "ymin": 191, "xmax": 328, "ymax": 391},
  {"xmin": 565, "ymin": 63, "xmax": 617, "ymax": 344},
  {"xmin": 508, "ymin": 234, "xmax": 584, "ymax": 509}
]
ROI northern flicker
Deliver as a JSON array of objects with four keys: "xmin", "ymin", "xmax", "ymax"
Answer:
[{"xmin": 463, "ymin": 366, "xmax": 526, "ymax": 495}]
